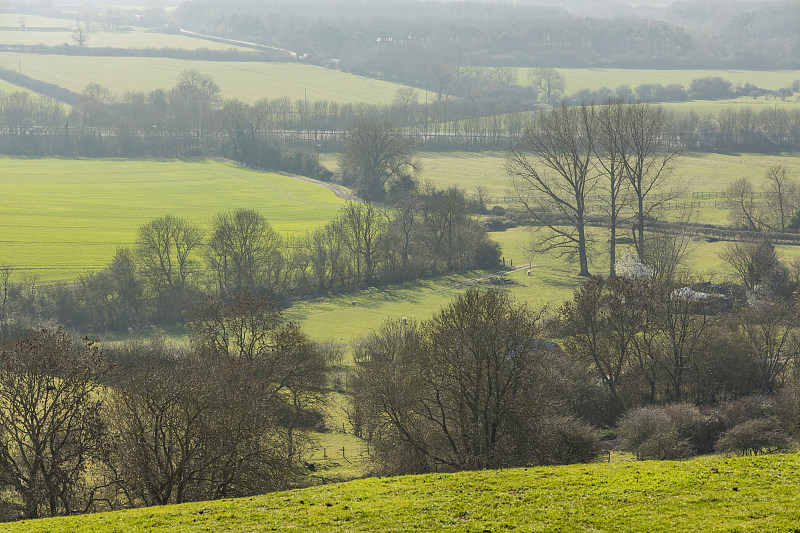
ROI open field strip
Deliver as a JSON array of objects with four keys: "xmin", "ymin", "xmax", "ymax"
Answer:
[
  {"xmin": 325, "ymin": 151, "xmax": 800, "ymax": 208},
  {"xmin": 0, "ymin": 28, "xmax": 253, "ymax": 50},
  {"xmin": 661, "ymin": 96, "xmax": 800, "ymax": 112},
  {"xmin": 0, "ymin": 14, "xmax": 76, "ymax": 28},
  {"xmin": 514, "ymin": 68, "xmax": 800, "ymax": 93},
  {"xmin": 8, "ymin": 453, "xmax": 800, "ymax": 532},
  {"xmin": 0, "ymin": 158, "xmax": 344, "ymax": 280},
  {"xmin": 0, "ymin": 54, "xmax": 422, "ymax": 104}
]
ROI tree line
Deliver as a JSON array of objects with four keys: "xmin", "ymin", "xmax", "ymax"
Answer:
[
  {"xmin": 173, "ymin": 0, "xmax": 798, "ymax": 72},
  {"xmin": 0, "ymin": 194, "xmax": 498, "ymax": 333},
  {"xmin": 1, "ymin": 70, "xmax": 798, "ymax": 167}
]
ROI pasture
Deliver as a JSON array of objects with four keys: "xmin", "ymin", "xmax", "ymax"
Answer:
[
  {"xmin": 324, "ymin": 151, "xmax": 800, "ymax": 205},
  {"xmin": 0, "ymin": 14, "xmax": 75, "ymax": 28},
  {"xmin": 0, "ymin": 158, "xmax": 344, "ymax": 280},
  {"xmin": 516, "ymin": 67, "xmax": 800, "ymax": 94},
  {"xmin": 8, "ymin": 453, "xmax": 800, "ymax": 532},
  {"xmin": 0, "ymin": 28, "xmax": 253, "ymax": 51},
  {"xmin": 0, "ymin": 54, "xmax": 422, "ymax": 105}
]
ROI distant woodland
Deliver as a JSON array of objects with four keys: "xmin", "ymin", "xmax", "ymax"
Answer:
[{"xmin": 174, "ymin": 0, "xmax": 800, "ymax": 76}]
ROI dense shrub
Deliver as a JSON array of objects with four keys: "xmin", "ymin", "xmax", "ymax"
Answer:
[
  {"xmin": 618, "ymin": 405, "xmax": 693, "ymax": 460},
  {"xmin": 716, "ymin": 418, "xmax": 793, "ymax": 456}
]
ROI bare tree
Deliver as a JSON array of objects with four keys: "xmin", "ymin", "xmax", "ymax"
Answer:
[
  {"xmin": 351, "ymin": 289, "xmax": 584, "ymax": 473},
  {"xmin": 338, "ymin": 119, "xmax": 419, "ymax": 201},
  {"xmin": 620, "ymin": 103, "xmax": 682, "ymax": 260},
  {"xmin": 206, "ymin": 209, "xmax": 284, "ymax": 293},
  {"xmin": 719, "ymin": 238, "xmax": 785, "ymax": 291},
  {"xmin": 171, "ymin": 70, "xmax": 220, "ymax": 139},
  {"xmin": 725, "ymin": 177, "xmax": 763, "ymax": 231},
  {"xmin": 188, "ymin": 290, "xmax": 327, "ymax": 459},
  {"xmin": 136, "ymin": 215, "xmax": 203, "ymax": 322},
  {"xmin": 105, "ymin": 340, "xmax": 295, "ymax": 506},
  {"xmin": 508, "ymin": 104, "xmax": 599, "ymax": 276},
  {"xmin": 560, "ymin": 277, "xmax": 643, "ymax": 413},
  {"xmin": 594, "ymin": 98, "xmax": 630, "ymax": 277},
  {"xmin": 0, "ymin": 265, "xmax": 18, "ymax": 339},
  {"xmin": 642, "ymin": 205, "xmax": 698, "ymax": 283},
  {"xmin": 739, "ymin": 300, "xmax": 800, "ymax": 393},
  {"xmin": 492, "ymin": 66, "xmax": 517, "ymax": 87},
  {"xmin": 764, "ymin": 165, "xmax": 798, "ymax": 232},
  {"xmin": 341, "ymin": 201, "xmax": 387, "ymax": 286},
  {"xmin": 528, "ymin": 67, "xmax": 565, "ymax": 105},
  {"xmin": 0, "ymin": 328, "xmax": 107, "ymax": 520}
]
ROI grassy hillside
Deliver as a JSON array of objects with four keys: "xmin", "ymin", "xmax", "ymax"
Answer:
[
  {"xmin": 0, "ymin": 158, "xmax": 344, "ymax": 280},
  {"xmin": 0, "ymin": 54, "xmax": 422, "ymax": 105},
  {"xmin": 7, "ymin": 453, "xmax": 800, "ymax": 532}
]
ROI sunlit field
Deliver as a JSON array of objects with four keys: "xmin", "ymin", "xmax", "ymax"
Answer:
[
  {"xmin": 0, "ymin": 158, "xmax": 344, "ymax": 280},
  {"xmin": 0, "ymin": 54, "xmax": 423, "ymax": 105}
]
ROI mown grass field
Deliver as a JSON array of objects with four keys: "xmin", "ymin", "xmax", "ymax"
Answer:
[
  {"xmin": 8, "ymin": 453, "xmax": 800, "ymax": 532},
  {"xmin": 0, "ymin": 28, "xmax": 252, "ymax": 51},
  {"xmin": 0, "ymin": 158, "xmax": 344, "ymax": 280},
  {"xmin": 0, "ymin": 14, "xmax": 80, "ymax": 28},
  {"xmin": 515, "ymin": 68, "xmax": 800, "ymax": 94},
  {"xmin": 324, "ymin": 151, "xmax": 800, "ymax": 204},
  {"xmin": 0, "ymin": 54, "xmax": 422, "ymax": 105}
]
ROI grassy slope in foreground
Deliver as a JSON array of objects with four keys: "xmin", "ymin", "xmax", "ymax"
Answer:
[
  {"xmin": 9, "ymin": 453, "xmax": 800, "ymax": 532},
  {"xmin": 0, "ymin": 158, "xmax": 344, "ymax": 280}
]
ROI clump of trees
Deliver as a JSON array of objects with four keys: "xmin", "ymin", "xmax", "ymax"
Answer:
[
  {"xmin": 350, "ymin": 289, "xmax": 600, "ymax": 474},
  {"xmin": 0, "ymin": 290, "xmax": 329, "ymax": 521}
]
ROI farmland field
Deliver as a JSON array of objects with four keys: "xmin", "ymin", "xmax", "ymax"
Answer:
[
  {"xmin": 0, "ymin": 158, "xmax": 344, "ymax": 280},
  {"xmin": 324, "ymin": 151, "xmax": 800, "ymax": 204},
  {"xmin": 0, "ymin": 54, "xmax": 422, "ymax": 105},
  {"xmin": 516, "ymin": 67, "xmax": 800, "ymax": 94},
  {"xmin": 8, "ymin": 452, "xmax": 800, "ymax": 532},
  {"xmin": 0, "ymin": 28, "xmax": 253, "ymax": 50},
  {"xmin": 0, "ymin": 14, "xmax": 76, "ymax": 28}
]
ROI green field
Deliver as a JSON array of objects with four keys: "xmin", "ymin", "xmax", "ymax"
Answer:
[
  {"xmin": 0, "ymin": 158, "xmax": 344, "ymax": 280},
  {"xmin": 0, "ymin": 28, "xmax": 252, "ymax": 50},
  {"xmin": 7, "ymin": 453, "xmax": 800, "ymax": 532},
  {"xmin": 516, "ymin": 68, "xmax": 800, "ymax": 94},
  {"xmin": 0, "ymin": 14, "xmax": 75, "ymax": 28},
  {"xmin": 0, "ymin": 54, "xmax": 422, "ymax": 105},
  {"xmin": 662, "ymin": 96, "xmax": 800, "ymax": 113},
  {"xmin": 324, "ymin": 151, "xmax": 800, "ymax": 204}
]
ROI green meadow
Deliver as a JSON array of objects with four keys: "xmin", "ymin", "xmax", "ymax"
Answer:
[
  {"xmin": 8, "ymin": 453, "xmax": 800, "ymax": 532},
  {"xmin": 0, "ymin": 158, "xmax": 344, "ymax": 280},
  {"xmin": 518, "ymin": 68, "xmax": 800, "ymax": 93},
  {"xmin": 0, "ymin": 28, "xmax": 252, "ymax": 51},
  {"xmin": 3, "ymin": 152, "xmax": 800, "ymax": 342},
  {"xmin": 325, "ymin": 151, "xmax": 800, "ymax": 203},
  {"xmin": 0, "ymin": 54, "xmax": 422, "ymax": 105},
  {"xmin": 0, "ymin": 14, "xmax": 78, "ymax": 28}
]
